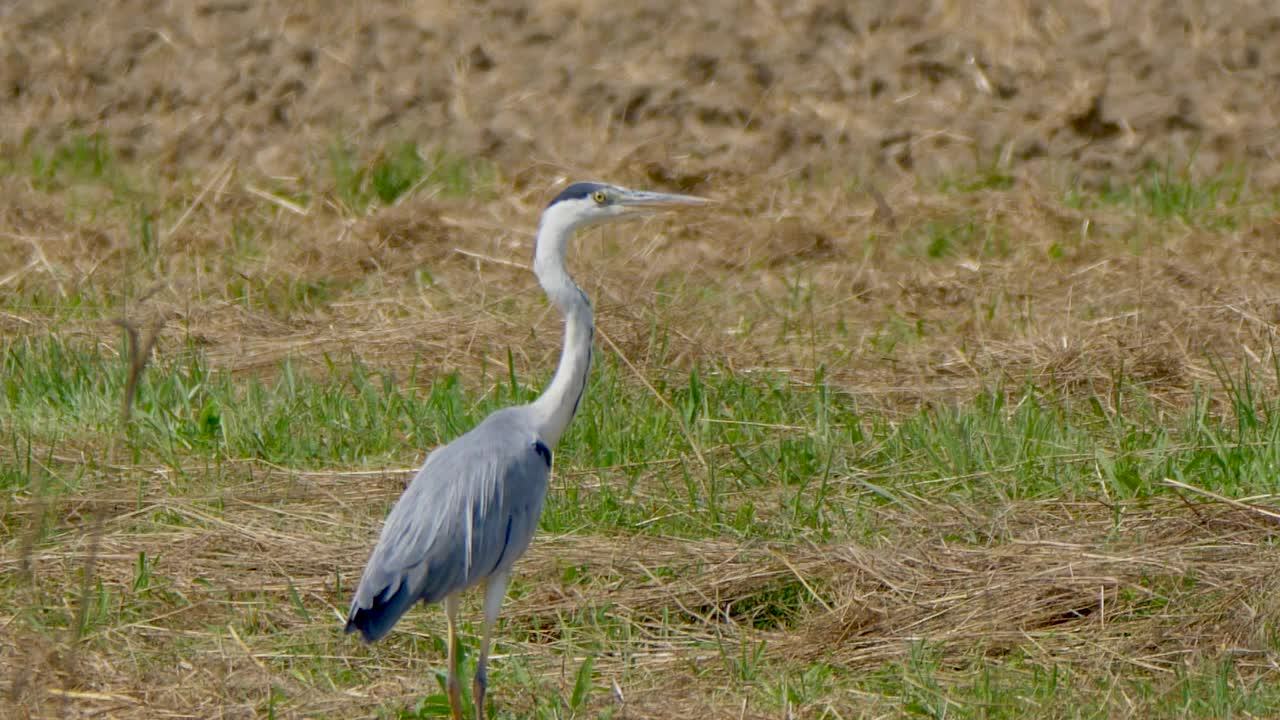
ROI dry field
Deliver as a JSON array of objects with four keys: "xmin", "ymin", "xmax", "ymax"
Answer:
[{"xmin": 3, "ymin": 1, "xmax": 1280, "ymax": 718}]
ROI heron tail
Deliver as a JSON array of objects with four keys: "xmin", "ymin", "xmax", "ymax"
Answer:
[{"xmin": 345, "ymin": 581, "xmax": 416, "ymax": 643}]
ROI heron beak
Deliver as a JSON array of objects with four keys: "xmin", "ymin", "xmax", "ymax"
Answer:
[{"xmin": 617, "ymin": 190, "xmax": 713, "ymax": 212}]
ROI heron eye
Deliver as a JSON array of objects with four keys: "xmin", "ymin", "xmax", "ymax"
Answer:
[{"xmin": 591, "ymin": 191, "xmax": 607, "ymax": 204}]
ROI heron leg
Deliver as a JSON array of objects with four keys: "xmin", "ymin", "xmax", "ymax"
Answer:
[
  {"xmin": 444, "ymin": 594, "xmax": 464, "ymax": 720},
  {"xmin": 473, "ymin": 570, "xmax": 511, "ymax": 720}
]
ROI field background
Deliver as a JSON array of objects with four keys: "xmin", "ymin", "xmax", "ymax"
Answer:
[{"xmin": 4, "ymin": 1, "xmax": 1280, "ymax": 718}]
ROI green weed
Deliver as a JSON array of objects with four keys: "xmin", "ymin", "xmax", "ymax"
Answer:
[{"xmin": 329, "ymin": 140, "xmax": 494, "ymax": 213}]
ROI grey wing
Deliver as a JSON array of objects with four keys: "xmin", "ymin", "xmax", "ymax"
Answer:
[{"xmin": 345, "ymin": 418, "xmax": 551, "ymax": 642}]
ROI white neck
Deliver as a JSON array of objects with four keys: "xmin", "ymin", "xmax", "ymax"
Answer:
[{"xmin": 528, "ymin": 205, "xmax": 595, "ymax": 448}]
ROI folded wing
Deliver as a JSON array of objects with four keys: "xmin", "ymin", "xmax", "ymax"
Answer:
[{"xmin": 345, "ymin": 410, "xmax": 551, "ymax": 642}]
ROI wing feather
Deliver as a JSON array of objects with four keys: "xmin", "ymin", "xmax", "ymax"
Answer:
[{"xmin": 345, "ymin": 409, "xmax": 550, "ymax": 642}]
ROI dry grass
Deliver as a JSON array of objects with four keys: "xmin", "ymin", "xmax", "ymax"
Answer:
[{"xmin": 6, "ymin": 471, "xmax": 1279, "ymax": 718}]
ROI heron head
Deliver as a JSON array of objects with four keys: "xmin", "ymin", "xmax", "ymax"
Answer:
[{"xmin": 544, "ymin": 181, "xmax": 711, "ymax": 232}]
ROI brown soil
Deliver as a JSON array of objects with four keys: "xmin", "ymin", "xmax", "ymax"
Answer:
[{"xmin": 5, "ymin": 1, "xmax": 1279, "ymax": 186}]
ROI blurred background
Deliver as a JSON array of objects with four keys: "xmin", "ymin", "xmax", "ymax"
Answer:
[{"xmin": 6, "ymin": 1, "xmax": 1278, "ymax": 186}]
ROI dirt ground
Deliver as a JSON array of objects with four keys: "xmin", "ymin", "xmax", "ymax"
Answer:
[
  {"xmin": 6, "ymin": 0, "xmax": 1280, "ymax": 185},
  {"xmin": 4, "ymin": 1, "xmax": 1280, "ymax": 718}
]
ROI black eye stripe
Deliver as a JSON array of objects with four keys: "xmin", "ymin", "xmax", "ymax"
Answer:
[{"xmin": 547, "ymin": 182, "xmax": 610, "ymax": 208}]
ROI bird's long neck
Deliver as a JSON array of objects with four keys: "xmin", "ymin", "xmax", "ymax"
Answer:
[{"xmin": 529, "ymin": 210, "xmax": 595, "ymax": 448}]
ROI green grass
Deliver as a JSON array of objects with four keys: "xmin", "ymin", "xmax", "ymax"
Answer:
[
  {"xmin": 7, "ymin": 334, "xmax": 1280, "ymax": 537},
  {"xmin": 29, "ymin": 134, "xmax": 122, "ymax": 190},
  {"xmin": 861, "ymin": 648, "xmax": 1280, "ymax": 719},
  {"xmin": 8, "ymin": 132, "xmax": 148, "ymax": 213},
  {"xmin": 329, "ymin": 140, "xmax": 495, "ymax": 213},
  {"xmin": 1064, "ymin": 163, "xmax": 1248, "ymax": 227},
  {"xmin": 939, "ymin": 163, "xmax": 1016, "ymax": 194},
  {"xmin": 905, "ymin": 217, "xmax": 1010, "ymax": 260}
]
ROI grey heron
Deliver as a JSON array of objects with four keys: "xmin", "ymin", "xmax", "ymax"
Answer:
[{"xmin": 345, "ymin": 181, "xmax": 710, "ymax": 720}]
